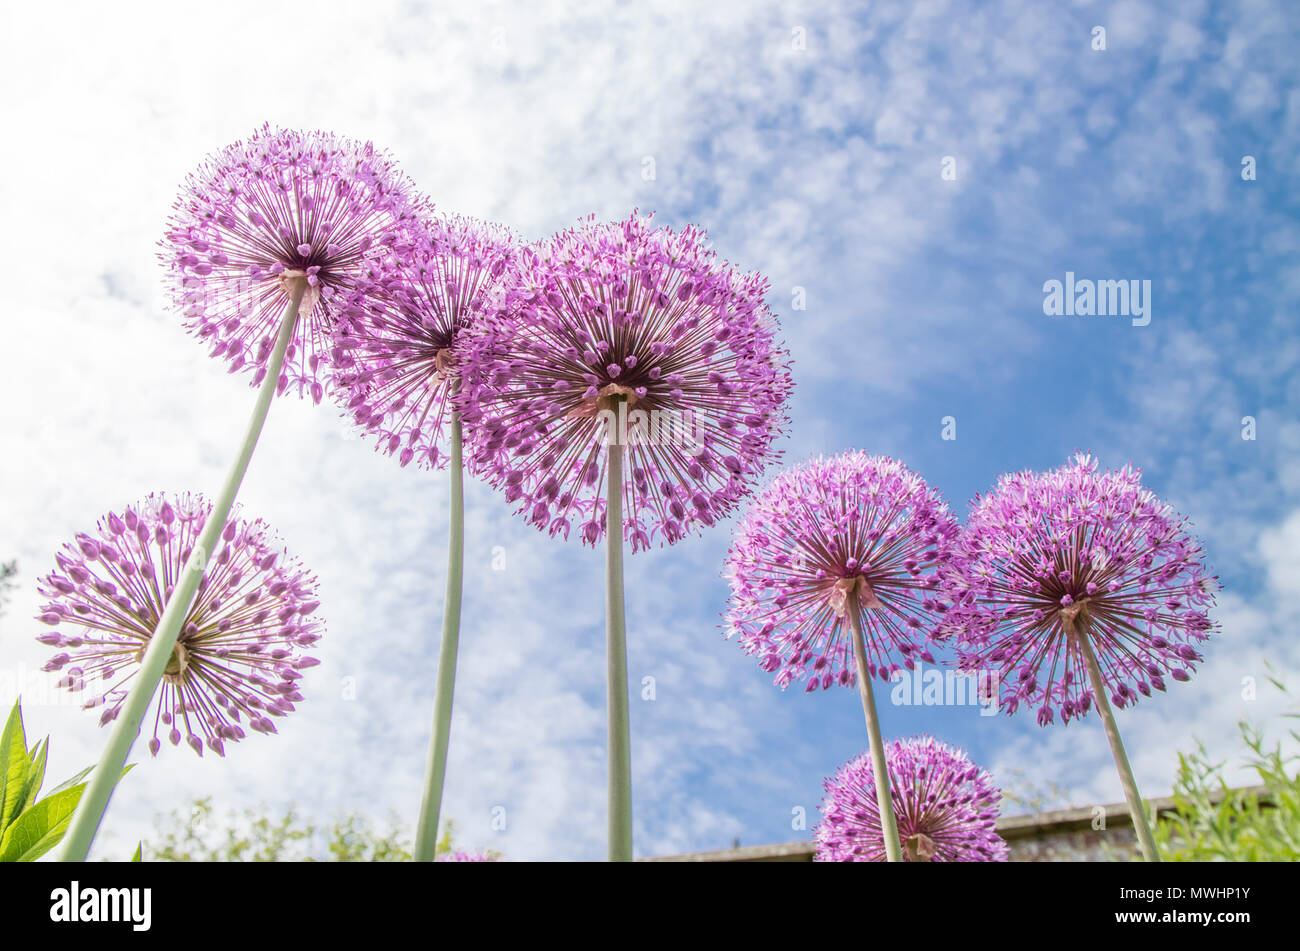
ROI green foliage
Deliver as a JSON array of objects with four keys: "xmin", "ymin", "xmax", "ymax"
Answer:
[
  {"xmin": 1150, "ymin": 675, "xmax": 1300, "ymax": 862},
  {"xmin": 144, "ymin": 799, "xmax": 477, "ymax": 862},
  {"xmin": 0, "ymin": 698, "xmax": 121, "ymax": 862},
  {"xmin": 326, "ymin": 812, "xmax": 414, "ymax": 862},
  {"xmin": 147, "ymin": 798, "xmax": 315, "ymax": 862}
]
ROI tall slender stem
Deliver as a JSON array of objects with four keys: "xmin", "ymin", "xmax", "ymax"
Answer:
[
  {"xmin": 413, "ymin": 409, "xmax": 465, "ymax": 862},
  {"xmin": 845, "ymin": 593, "xmax": 902, "ymax": 862},
  {"xmin": 59, "ymin": 278, "xmax": 308, "ymax": 862},
  {"xmin": 1075, "ymin": 623, "xmax": 1161, "ymax": 862},
  {"xmin": 605, "ymin": 436, "xmax": 633, "ymax": 862}
]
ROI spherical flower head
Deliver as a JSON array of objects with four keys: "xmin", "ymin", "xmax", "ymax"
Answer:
[
  {"xmin": 724, "ymin": 452, "xmax": 959, "ymax": 692},
  {"xmin": 332, "ymin": 214, "xmax": 519, "ymax": 470},
  {"xmin": 161, "ymin": 124, "xmax": 426, "ymax": 403},
  {"xmin": 814, "ymin": 736, "xmax": 1007, "ymax": 862},
  {"xmin": 35, "ymin": 492, "xmax": 323, "ymax": 758},
  {"xmin": 435, "ymin": 850, "xmax": 498, "ymax": 862},
  {"xmin": 938, "ymin": 452, "xmax": 1219, "ymax": 725},
  {"xmin": 459, "ymin": 211, "xmax": 793, "ymax": 550}
]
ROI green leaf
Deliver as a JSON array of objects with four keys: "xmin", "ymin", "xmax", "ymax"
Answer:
[
  {"xmin": 18, "ymin": 739, "xmax": 48, "ymax": 817},
  {"xmin": 0, "ymin": 782, "xmax": 85, "ymax": 862},
  {"xmin": 44, "ymin": 764, "xmax": 93, "ymax": 798},
  {"xmin": 0, "ymin": 763, "xmax": 133, "ymax": 867},
  {"xmin": 131, "ymin": 842, "xmax": 142, "ymax": 862},
  {"xmin": 0, "ymin": 763, "xmax": 133, "ymax": 863},
  {"xmin": 0, "ymin": 700, "xmax": 30, "ymax": 833}
]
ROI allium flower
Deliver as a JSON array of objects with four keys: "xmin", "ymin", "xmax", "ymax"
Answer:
[
  {"xmin": 460, "ymin": 211, "xmax": 792, "ymax": 549},
  {"xmin": 35, "ymin": 493, "xmax": 322, "ymax": 758},
  {"xmin": 161, "ymin": 124, "xmax": 424, "ymax": 401},
  {"xmin": 939, "ymin": 453, "xmax": 1218, "ymax": 725},
  {"xmin": 334, "ymin": 214, "xmax": 518, "ymax": 468},
  {"xmin": 814, "ymin": 736, "xmax": 1007, "ymax": 862},
  {"xmin": 724, "ymin": 452, "xmax": 960, "ymax": 692},
  {"xmin": 435, "ymin": 850, "xmax": 498, "ymax": 862}
]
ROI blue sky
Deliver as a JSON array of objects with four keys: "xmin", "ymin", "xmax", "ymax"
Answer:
[{"xmin": 1, "ymin": 0, "xmax": 1298, "ymax": 859}]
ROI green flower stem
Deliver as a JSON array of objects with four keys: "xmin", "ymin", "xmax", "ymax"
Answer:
[
  {"xmin": 413, "ymin": 408, "xmax": 465, "ymax": 862},
  {"xmin": 59, "ymin": 278, "xmax": 308, "ymax": 862},
  {"xmin": 846, "ymin": 594, "xmax": 902, "ymax": 862},
  {"xmin": 605, "ymin": 437, "xmax": 633, "ymax": 862},
  {"xmin": 1076, "ymin": 624, "xmax": 1161, "ymax": 862}
]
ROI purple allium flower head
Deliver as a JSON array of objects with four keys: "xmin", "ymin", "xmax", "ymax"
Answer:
[
  {"xmin": 723, "ymin": 452, "xmax": 959, "ymax": 692},
  {"xmin": 939, "ymin": 453, "xmax": 1219, "ymax": 724},
  {"xmin": 459, "ymin": 211, "xmax": 793, "ymax": 550},
  {"xmin": 435, "ymin": 850, "xmax": 499, "ymax": 862},
  {"xmin": 814, "ymin": 736, "xmax": 1007, "ymax": 862},
  {"xmin": 161, "ymin": 124, "xmax": 425, "ymax": 402},
  {"xmin": 333, "ymin": 214, "xmax": 519, "ymax": 469},
  {"xmin": 35, "ymin": 493, "xmax": 323, "ymax": 758}
]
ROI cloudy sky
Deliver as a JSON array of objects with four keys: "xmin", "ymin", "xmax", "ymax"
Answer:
[{"xmin": 1, "ymin": 0, "xmax": 1297, "ymax": 860}]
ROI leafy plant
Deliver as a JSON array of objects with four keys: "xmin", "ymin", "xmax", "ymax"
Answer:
[
  {"xmin": 143, "ymin": 799, "xmax": 490, "ymax": 862},
  {"xmin": 1148, "ymin": 673, "xmax": 1300, "ymax": 862},
  {"xmin": 0, "ymin": 698, "xmax": 126, "ymax": 862}
]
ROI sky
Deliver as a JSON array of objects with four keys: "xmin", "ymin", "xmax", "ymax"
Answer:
[{"xmin": 1, "ymin": 0, "xmax": 1297, "ymax": 861}]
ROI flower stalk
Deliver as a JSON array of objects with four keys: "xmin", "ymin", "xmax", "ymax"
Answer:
[
  {"xmin": 605, "ymin": 426, "xmax": 633, "ymax": 862},
  {"xmin": 845, "ymin": 590, "xmax": 901, "ymax": 862},
  {"xmin": 413, "ymin": 408, "xmax": 465, "ymax": 862},
  {"xmin": 1067, "ymin": 607, "xmax": 1161, "ymax": 862},
  {"xmin": 59, "ymin": 279, "xmax": 307, "ymax": 862}
]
